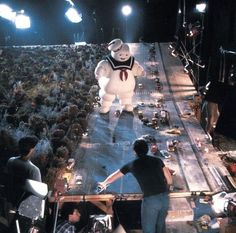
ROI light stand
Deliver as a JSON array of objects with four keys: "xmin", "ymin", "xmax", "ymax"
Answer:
[
  {"xmin": 92, "ymin": 10, "xmax": 98, "ymax": 44},
  {"xmin": 182, "ymin": 0, "xmax": 187, "ymax": 48},
  {"xmin": 196, "ymin": 12, "xmax": 205, "ymax": 91},
  {"xmin": 14, "ymin": 180, "xmax": 48, "ymax": 233}
]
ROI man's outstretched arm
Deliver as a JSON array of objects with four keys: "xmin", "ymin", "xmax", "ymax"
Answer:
[{"xmin": 98, "ymin": 170, "xmax": 124, "ymax": 190}]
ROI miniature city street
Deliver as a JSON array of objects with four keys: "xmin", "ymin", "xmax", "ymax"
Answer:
[{"xmin": 49, "ymin": 43, "xmax": 235, "ymax": 232}]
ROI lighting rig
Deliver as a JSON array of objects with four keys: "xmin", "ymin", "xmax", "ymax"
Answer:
[
  {"xmin": 0, "ymin": 4, "xmax": 31, "ymax": 29},
  {"xmin": 169, "ymin": 38, "xmax": 205, "ymax": 85},
  {"xmin": 169, "ymin": 1, "xmax": 207, "ymax": 90}
]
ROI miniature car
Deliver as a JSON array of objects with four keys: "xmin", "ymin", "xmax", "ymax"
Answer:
[
  {"xmin": 142, "ymin": 117, "xmax": 149, "ymax": 125},
  {"xmin": 138, "ymin": 83, "xmax": 144, "ymax": 89},
  {"xmin": 153, "ymin": 111, "xmax": 159, "ymax": 118},
  {"xmin": 160, "ymin": 110, "xmax": 170, "ymax": 124},
  {"xmin": 140, "ymin": 134, "xmax": 156, "ymax": 143},
  {"xmin": 155, "ymin": 77, "xmax": 160, "ymax": 83},
  {"xmin": 114, "ymin": 110, "xmax": 121, "ymax": 117},
  {"xmin": 160, "ymin": 150, "xmax": 171, "ymax": 159},
  {"xmin": 148, "ymin": 103, "xmax": 155, "ymax": 108},
  {"xmin": 137, "ymin": 102, "xmax": 145, "ymax": 107},
  {"xmin": 138, "ymin": 110, "xmax": 144, "ymax": 119},
  {"xmin": 151, "ymin": 117, "xmax": 158, "ymax": 126},
  {"xmin": 156, "ymin": 82, "xmax": 163, "ymax": 91}
]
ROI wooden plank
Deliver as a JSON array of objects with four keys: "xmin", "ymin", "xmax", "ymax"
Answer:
[
  {"xmin": 48, "ymin": 191, "xmax": 215, "ymax": 203},
  {"xmin": 167, "ymin": 198, "xmax": 193, "ymax": 222},
  {"xmin": 176, "ymin": 140, "xmax": 210, "ymax": 191}
]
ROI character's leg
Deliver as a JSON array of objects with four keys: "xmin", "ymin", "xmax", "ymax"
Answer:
[
  {"xmin": 118, "ymin": 92, "xmax": 134, "ymax": 112},
  {"xmin": 100, "ymin": 92, "xmax": 116, "ymax": 113}
]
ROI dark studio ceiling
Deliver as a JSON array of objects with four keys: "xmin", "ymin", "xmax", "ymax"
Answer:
[
  {"xmin": 0, "ymin": 0, "xmax": 179, "ymax": 45},
  {"xmin": 0, "ymin": 0, "xmax": 235, "ymax": 49}
]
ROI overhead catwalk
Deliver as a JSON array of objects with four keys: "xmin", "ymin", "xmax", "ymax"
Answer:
[{"xmin": 49, "ymin": 42, "xmax": 235, "ymax": 225}]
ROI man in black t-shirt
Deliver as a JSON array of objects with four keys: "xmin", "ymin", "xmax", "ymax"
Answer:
[{"xmin": 98, "ymin": 138, "xmax": 173, "ymax": 233}]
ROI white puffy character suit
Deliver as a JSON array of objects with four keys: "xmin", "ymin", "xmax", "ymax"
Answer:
[{"xmin": 94, "ymin": 38, "xmax": 145, "ymax": 114}]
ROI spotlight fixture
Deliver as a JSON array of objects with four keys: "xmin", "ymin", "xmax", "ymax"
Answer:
[
  {"xmin": 14, "ymin": 10, "xmax": 31, "ymax": 29},
  {"xmin": 0, "ymin": 4, "xmax": 15, "ymax": 20},
  {"xmin": 65, "ymin": 7, "xmax": 82, "ymax": 23},
  {"xmin": 196, "ymin": 2, "xmax": 207, "ymax": 13},
  {"xmin": 65, "ymin": 0, "xmax": 82, "ymax": 23},
  {"xmin": 0, "ymin": 5, "xmax": 30, "ymax": 29},
  {"xmin": 121, "ymin": 5, "xmax": 132, "ymax": 17}
]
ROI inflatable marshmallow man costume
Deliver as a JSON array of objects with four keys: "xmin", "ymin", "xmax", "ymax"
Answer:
[{"xmin": 94, "ymin": 38, "xmax": 145, "ymax": 113}]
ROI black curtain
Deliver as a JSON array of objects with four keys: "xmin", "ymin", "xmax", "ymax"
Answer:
[{"xmin": 203, "ymin": 0, "xmax": 236, "ymax": 139}]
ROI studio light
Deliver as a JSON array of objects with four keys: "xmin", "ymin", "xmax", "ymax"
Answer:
[
  {"xmin": 196, "ymin": 2, "xmax": 207, "ymax": 13},
  {"xmin": 121, "ymin": 5, "xmax": 132, "ymax": 17},
  {"xmin": 0, "ymin": 4, "xmax": 15, "ymax": 21},
  {"xmin": 14, "ymin": 10, "xmax": 31, "ymax": 29},
  {"xmin": 65, "ymin": 0, "xmax": 82, "ymax": 23},
  {"xmin": 0, "ymin": 5, "xmax": 30, "ymax": 29},
  {"xmin": 65, "ymin": 7, "xmax": 82, "ymax": 23}
]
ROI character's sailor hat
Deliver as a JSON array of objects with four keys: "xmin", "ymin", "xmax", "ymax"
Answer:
[{"xmin": 108, "ymin": 38, "xmax": 123, "ymax": 52}]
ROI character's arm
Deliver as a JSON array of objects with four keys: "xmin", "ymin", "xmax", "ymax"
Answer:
[
  {"xmin": 132, "ymin": 60, "xmax": 146, "ymax": 77},
  {"xmin": 94, "ymin": 60, "xmax": 111, "ymax": 80}
]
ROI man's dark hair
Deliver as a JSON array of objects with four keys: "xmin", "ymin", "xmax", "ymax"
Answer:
[
  {"xmin": 132, "ymin": 138, "xmax": 149, "ymax": 156},
  {"xmin": 18, "ymin": 136, "xmax": 39, "ymax": 156},
  {"xmin": 60, "ymin": 202, "xmax": 79, "ymax": 220}
]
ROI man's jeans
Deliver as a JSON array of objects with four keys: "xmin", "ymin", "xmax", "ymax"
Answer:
[{"xmin": 141, "ymin": 192, "xmax": 169, "ymax": 233}]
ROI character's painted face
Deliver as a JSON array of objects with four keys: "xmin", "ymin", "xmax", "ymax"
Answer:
[{"xmin": 112, "ymin": 44, "xmax": 130, "ymax": 62}]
